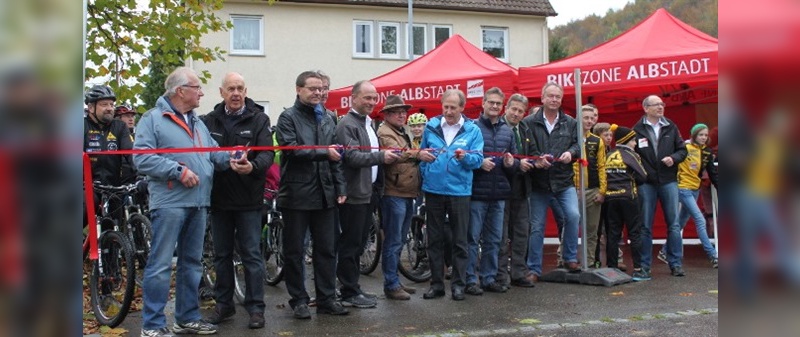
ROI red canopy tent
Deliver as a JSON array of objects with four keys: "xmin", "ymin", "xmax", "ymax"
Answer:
[
  {"xmin": 325, "ymin": 35, "xmax": 518, "ymax": 120},
  {"xmin": 519, "ymin": 8, "xmax": 718, "ymax": 135},
  {"xmin": 519, "ymin": 9, "xmax": 719, "ymax": 240}
]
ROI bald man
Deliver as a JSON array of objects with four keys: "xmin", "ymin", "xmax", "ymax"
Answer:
[{"xmin": 200, "ymin": 72, "xmax": 275, "ymax": 329}]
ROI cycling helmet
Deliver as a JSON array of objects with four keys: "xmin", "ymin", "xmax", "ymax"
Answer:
[
  {"xmin": 407, "ymin": 112, "xmax": 428, "ymax": 125},
  {"xmin": 84, "ymin": 85, "xmax": 116, "ymax": 104},
  {"xmin": 114, "ymin": 103, "xmax": 135, "ymax": 116}
]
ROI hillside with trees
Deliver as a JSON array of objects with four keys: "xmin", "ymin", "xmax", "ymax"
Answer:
[{"xmin": 549, "ymin": 0, "xmax": 717, "ymax": 61}]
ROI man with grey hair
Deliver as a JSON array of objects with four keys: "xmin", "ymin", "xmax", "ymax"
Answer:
[
  {"xmin": 417, "ymin": 89, "xmax": 484, "ymax": 301},
  {"xmin": 134, "ymin": 67, "xmax": 252, "ymax": 337},
  {"xmin": 632, "ymin": 95, "xmax": 687, "ymax": 281},
  {"xmin": 497, "ymin": 93, "xmax": 536, "ymax": 288}
]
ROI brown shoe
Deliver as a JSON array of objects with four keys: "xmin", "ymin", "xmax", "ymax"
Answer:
[
  {"xmin": 618, "ymin": 262, "xmax": 628, "ymax": 272},
  {"xmin": 400, "ymin": 283, "xmax": 417, "ymax": 294},
  {"xmin": 565, "ymin": 262, "xmax": 581, "ymax": 272},
  {"xmin": 384, "ymin": 288, "xmax": 411, "ymax": 300}
]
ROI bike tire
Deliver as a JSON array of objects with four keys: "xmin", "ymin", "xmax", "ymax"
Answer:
[
  {"xmin": 263, "ymin": 219, "xmax": 284, "ymax": 286},
  {"xmin": 127, "ymin": 213, "xmax": 152, "ymax": 285},
  {"xmin": 398, "ymin": 216, "xmax": 432, "ymax": 283},
  {"xmin": 232, "ymin": 249, "xmax": 246, "ymax": 304},
  {"xmin": 90, "ymin": 230, "xmax": 136, "ymax": 327},
  {"xmin": 200, "ymin": 224, "xmax": 216, "ymax": 296},
  {"xmin": 359, "ymin": 211, "xmax": 381, "ymax": 275}
]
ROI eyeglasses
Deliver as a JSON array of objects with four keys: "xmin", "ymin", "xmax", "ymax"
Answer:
[
  {"xmin": 647, "ymin": 102, "xmax": 666, "ymax": 107},
  {"xmin": 304, "ymin": 86, "xmax": 326, "ymax": 93},
  {"xmin": 182, "ymin": 85, "xmax": 202, "ymax": 91},
  {"xmin": 485, "ymin": 101, "xmax": 503, "ymax": 106}
]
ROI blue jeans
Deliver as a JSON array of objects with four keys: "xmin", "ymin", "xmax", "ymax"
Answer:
[
  {"xmin": 466, "ymin": 200, "xmax": 505, "ymax": 285},
  {"xmin": 142, "ymin": 207, "xmax": 207, "ymax": 330},
  {"xmin": 660, "ymin": 189, "xmax": 717, "ymax": 259},
  {"xmin": 639, "ymin": 182, "xmax": 681, "ymax": 269},
  {"xmin": 210, "ymin": 209, "xmax": 265, "ymax": 314},
  {"xmin": 381, "ymin": 196, "xmax": 414, "ymax": 291},
  {"xmin": 527, "ymin": 188, "xmax": 579, "ymax": 276}
]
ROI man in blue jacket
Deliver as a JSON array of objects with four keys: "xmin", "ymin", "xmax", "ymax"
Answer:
[
  {"xmin": 418, "ymin": 89, "xmax": 484, "ymax": 301},
  {"xmin": 465, "ymin": 87, "xmax": 517, "ymax": 295},
  {"xmin": 134, "ymin": 67, "xmax": 251, "ymax": 337}
]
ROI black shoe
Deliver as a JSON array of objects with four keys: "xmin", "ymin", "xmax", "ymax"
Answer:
[
  {"xmin": 464, "ymin": 283, "xmax": 483, "ymax": 296},
  {"xmin": 293, "ymin": 304, "xmax": 311, "ymax": 319},
  {"xmin": 482, "ymin": 282, "xmax": 508, "ymax": 293},
  {"xmin": 423, "ymin": 288, "xmax": 445, "ymax": 299},
  {"xmin": 316, "ymin": 302, "xmax": 349, "ymax": 315},
  {"xmin": 451, "ymin": 287, "xmax": 465, "ymax": 301},
  {"xmin": 511, "ymin": 277, "xmax": 536, "ymax": 288},
  {"xmin": 205, "ymin": 306, "xmax": 235, "ymax": 324},
  {"xmin": 248, "ymin": 312, "xmax": 265, "ymax": 329},
  {"xmin": 671, "ymin": 266, "xmax": 686, "ymax": 277},
  {"xmin": 340, "ymin": 294, "xmax": 377, "ymax": 308}
]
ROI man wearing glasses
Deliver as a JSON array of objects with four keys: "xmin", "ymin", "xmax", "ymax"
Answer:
[
  {"xmin": 632, "ymin": 95, "xmax": 687, "ymax": 280},
  {"xmin": 276, "ymin": 71, "xmax": 348, "ymax": 319}
]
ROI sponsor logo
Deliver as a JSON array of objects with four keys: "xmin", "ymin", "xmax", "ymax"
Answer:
[{"xmin": 466, "ymin": 79, "xmax": 484, "ymax": 98}]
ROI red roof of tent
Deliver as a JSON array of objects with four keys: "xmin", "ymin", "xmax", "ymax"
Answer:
[
  {"xmin": 325, "ymin": 34, "xmax": 518, "ymax": 120},
  {"xmin": 519, "ymin": 8, "xmax": 718, "ymax": 103}
]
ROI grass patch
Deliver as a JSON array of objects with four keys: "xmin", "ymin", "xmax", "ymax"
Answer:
[
  {"xmin": 653, "ymin": 314, "xmax": 666, "ymax": 319},
  {"xmin": 600, "ymin": 317, "xmax": 615, "ymax": 323},
  {"xmin": 629, "ymin": 315, "xmax": 645, "ymax": 321}
]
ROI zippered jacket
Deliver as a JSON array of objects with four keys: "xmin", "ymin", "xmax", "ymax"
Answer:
[{"xmin": 419, "ymin": 115, "xmax": 484, "ymax": 196}]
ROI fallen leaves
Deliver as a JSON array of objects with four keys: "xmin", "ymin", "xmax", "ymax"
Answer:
[
  {"xmin": 708, "ymin": 290, "xmax": 718, "ymax": 294},
  {"xmin": 277, "ymin": 331, "xmax": 294, "ymax": 336},
  {"xmin": 519, "ymin": 318, "xmax": 542, "ymax": 325},
  {"xmin": 610, "ymin": 291, "xmax": 625, "ymax": 296},
  {"xmin": 679, "ymin": 292, "xmax": 694, "ymax": 297}
]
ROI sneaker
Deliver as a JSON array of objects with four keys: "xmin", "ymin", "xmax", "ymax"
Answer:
[
  {"xmin": 671, "ymin": 266, "xmax": 686, "ymax": 277},
  {"xmin": 293, "ymin": 304, "xmax": 311, "ymax": 319},
  {"xmin": 710, "ymin": 257, "xmax": 718, "ymax": 269},
  {"xmin": 341, "ymin": 294, "xmax": 377, "ymax": 308},
  {"xmin": 464, "ymin": 283, "xmax": 484, "ymax": 296},
  {"xmin": 481, "ymin": 282, "xmax": 508, "ymax": 293},
  {"xmin": 657, "ymin": 250, "xmax": 668, "ymax": 265},
  {"xmin": 172, "ymin": 320, "xmax": 217, "ymax": 335},
  {"xmin": 317, "ymin": 301, "xmax": 349, "ymax": 315},
  {"xmin": 205, "ymin": 306, "xmax": 235, "ymax": 324},
  {"xmin": 141, "ymin": 328, "xmax": 175, "ymax": 337},
  {"xmin": 631, "ymin": 268, "xmax": 651, "ymax": 282}
]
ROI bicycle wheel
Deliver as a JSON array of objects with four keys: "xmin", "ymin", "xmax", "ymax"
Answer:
[
  {"xmin": 200, "ymin": 224, "xmax": 216, "ymax": 296},
  {"xmin": 232, "ymin": 249, "xmax": 246, "ymax": 304},
  {"xmin": 127, "ymin": 213, "xmax": 152, "ymax": 285},
  {"xmin": 90, "ymin": 230, "xmax": 136, "ymax": 327},
  {"xmin": 263, "ymin": 219, "xmax": 284, "ymax": 286},
  {"xmin": 398, "ymin": 216, "xmax": 432, "ymax": 283},
  {"xmin": 359, "ymin": 211, "xmax": 381, "ymax": 275}
]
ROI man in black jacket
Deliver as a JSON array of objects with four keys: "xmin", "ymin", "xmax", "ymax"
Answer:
[
  {"xmin": 276, "ymin": 71, "xmax": 349, "ymax": 319},
  {"xmin": 84, "ymin": 85, "xmax": 134, "ymax": 186},
  {"xmin": 632, "ymin": 95, "xmax": 687, "ymax": 279},
  {"xmin": 201, "ymin": 72, "xmax": 274, "ymax": 329},
  {"xmin": 522, "ymin": 82, "xmax": 582, "ymax": 278},
  {"xmin": 335, "ymin": 80, "xmax": 399, "ymax": 308}
]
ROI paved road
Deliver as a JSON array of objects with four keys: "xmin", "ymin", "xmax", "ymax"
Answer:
[{"xmin": 116, "ymin": 244, "xmax": 718, "ymax": 336}]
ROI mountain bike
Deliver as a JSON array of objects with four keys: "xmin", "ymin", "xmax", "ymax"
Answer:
[
  {"xmin": 398, "ymin": 201, "xmax": 432, "ymax": 283},
  {"xmin": 261, "ymin": 188, "xmax": 284, "ymax": 286},
  {"xmin": 86, "ymin": 183, "xmax": 137, "ymax": 327},
  {"xmin": 359, "ymin": 209, "xmax": 382, "ymax": 275}
]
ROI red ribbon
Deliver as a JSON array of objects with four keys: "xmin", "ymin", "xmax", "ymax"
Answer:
[{"xmin": 84, "ymin": 153, "xmax": 98, "ymax": 260}]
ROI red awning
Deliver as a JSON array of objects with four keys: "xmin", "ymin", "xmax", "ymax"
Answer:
[
  {"xmin": 519, "ymin": 8, "xmax": 718, "ymax": 108},
  {"xmin": 325, "ymin": 35, "xmax": 518, "ymax": 120}
]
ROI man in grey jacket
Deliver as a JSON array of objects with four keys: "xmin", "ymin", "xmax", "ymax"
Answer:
[
  {"xmin": 134, "ymin": 67, "xmax": 250, "ymax": 337},
  {"xmin": 335, "ymin": 80, "xmax": 399, "ymax": 308}
]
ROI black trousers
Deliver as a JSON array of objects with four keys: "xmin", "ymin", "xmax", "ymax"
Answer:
[
  {"xmin": 282, "ymin": 208, "xmax": 337, "ymax": 308},
  {"xmin": 210, "ymin": 209, "xmax": 265, "ymax": 314},
  {"xmin": 498, "ymin": 197, "xmax": 531, "ymax": 283},
  {"xmin": 336, "ymin": 203, "xmax": 372, "ymax": 299},
  {"xmin": 425, "ymin": 192, "xmax": 470, "ymax": 291},
  {"xmin": 605, "ymin": 198, "xmax": 643, "ymax": 270}
]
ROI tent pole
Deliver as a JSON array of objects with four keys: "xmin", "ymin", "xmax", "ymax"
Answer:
[
  {"xmin": 575, "ymin": 68, "xmax": 588, "ymax": 269},
  {"xmin": 408, "ymin": 0, "xmax": 414, "ymax": 61}
]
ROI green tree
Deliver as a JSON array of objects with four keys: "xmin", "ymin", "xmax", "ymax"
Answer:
[
  {"xmin": 85, "ymin": 0, "xmax": 278, "ymax": 107},
  {"xmin": 549, "ymin": 36, "xmax": 568, "ymax": 62}
]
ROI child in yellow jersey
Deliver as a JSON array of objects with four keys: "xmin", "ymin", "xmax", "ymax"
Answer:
[{"xmin": 658, "ymin": 124, "xmax": 719, "ymax": 268}]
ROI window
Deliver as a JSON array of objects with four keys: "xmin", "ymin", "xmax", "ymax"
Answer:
[
  {"xmin": 255, "ymin": 101, "xmax": 269, "ymax": 116},
  {"xmin": 411, "ymin": 24, "xmax": 427, "ymax": 56},
  {"xmin": 353, "ymin": 21, "xmax": 373, "ymax": 57},
  {"xmin": 379, "ymin": 22, "xmax": 401, "ymax": 58},
  {"xmin": 481, "ymin": 27, "xmax": 509, "ymax": 61},
  {"xmin": 432, "ymin": 25, "xmax": 452, "ymax": 48},
  {"xmin": 230, "ymin": 15, "xmax": 263, "ymax": 56}
]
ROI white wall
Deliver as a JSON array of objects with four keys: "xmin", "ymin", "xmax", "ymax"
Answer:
[{"xmin": 194, "ymin": 1, "xmax": 548, "ymax": 121}]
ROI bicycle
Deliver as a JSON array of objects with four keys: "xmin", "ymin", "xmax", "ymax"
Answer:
[
  {"xmin": 261, "ymin": 188, "xmax": 285, "ymax": 286},
  {"xmin": 359, "ymin": 208, "xmax": 382, "ymax": 275},
  {"xmin": 398, "ymin": 201, "xmax": 432, "ymax": 283},
  {"xmin": 201, "ymin": 211, "xmax": 248, "ymax": 304},
  {"xmin": 96, "ymin": 180, "xmax": 152, "ymax": 285},
  {"xmin": 85, "ymin": 183, "xmax": 137, "ymax": 327}
]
